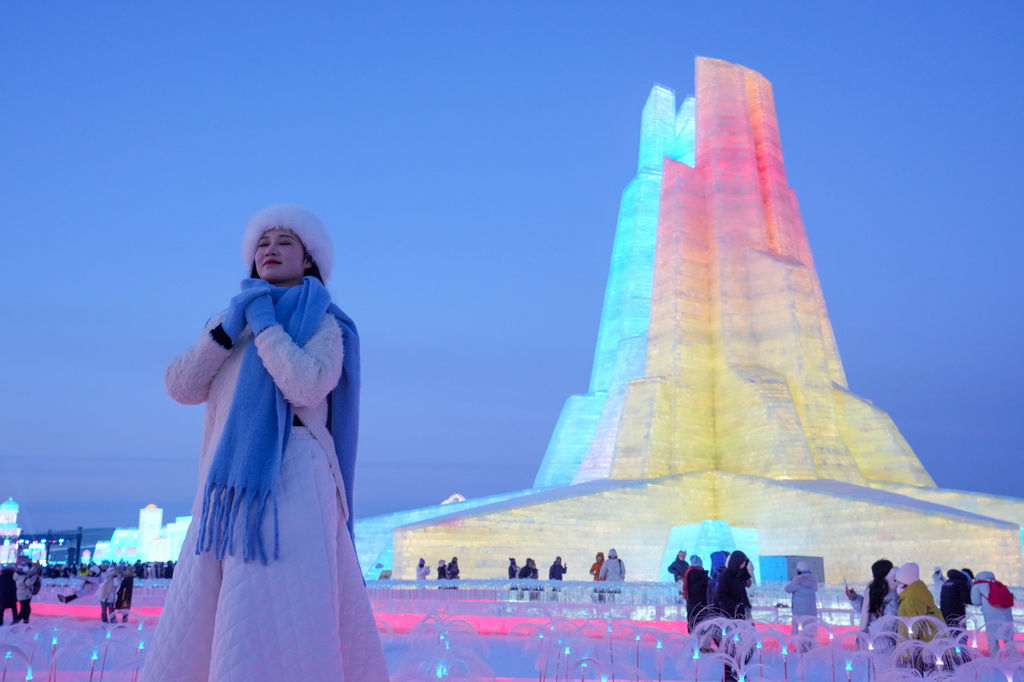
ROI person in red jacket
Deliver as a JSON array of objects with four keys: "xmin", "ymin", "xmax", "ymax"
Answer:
[{"xmin": 589, "ymin": 552, "xmax": 605, "ymax": 581}]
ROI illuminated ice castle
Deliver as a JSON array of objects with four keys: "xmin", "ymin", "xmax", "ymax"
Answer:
[{"xmin": 357, "ymin": 57, "xmax": 1024, "ymax": 584}]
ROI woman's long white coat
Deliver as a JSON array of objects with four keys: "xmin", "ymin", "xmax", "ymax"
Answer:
[{"xmin": 142, "ymin": 316, "xmax": 388, "ymax": 681}]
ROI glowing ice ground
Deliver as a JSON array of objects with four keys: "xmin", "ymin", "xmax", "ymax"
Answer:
[{"xmin": 4, "ymin": 581, "xmax": 1023, "ymax": 681}]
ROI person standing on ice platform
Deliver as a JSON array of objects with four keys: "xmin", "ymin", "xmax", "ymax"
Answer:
[{"xmin": 141, "ymin": 204, "xmax": 389, "ymax": 682}]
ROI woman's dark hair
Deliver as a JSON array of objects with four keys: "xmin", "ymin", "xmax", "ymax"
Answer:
[
  {"xmin": 868, "ymin": 559, "xmax": 894, "ymax": 617},
  {"xmin": 249, "ymin": 258, "xmax": 324, "ymax": 284}
]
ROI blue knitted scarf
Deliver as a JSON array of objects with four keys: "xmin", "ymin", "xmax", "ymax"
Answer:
[{"xmin": 195, "ymin": 276, "xmax": 361, "ymax": 564}]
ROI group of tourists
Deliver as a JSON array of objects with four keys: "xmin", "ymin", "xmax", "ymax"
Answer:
[
  {"xmin": 416, "ymin": 556, "xmax": 461, "ymax": 580},
  {"xmin": 52, "ymin": 560, "xmax": 136, "ymax": 623}
]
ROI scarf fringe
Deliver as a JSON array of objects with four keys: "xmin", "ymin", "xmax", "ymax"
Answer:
[{"xmin": 194, "ymin": 484, "xmax": 279, "ymax": 564}]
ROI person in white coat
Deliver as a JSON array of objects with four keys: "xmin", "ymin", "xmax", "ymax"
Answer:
[
  {"xmin": 599, "ymin": 549, "xmax": 626, "ymax": 581},
  {"xmin": 141, "ymin": 205, "xmax": 388, "ymax": 682},
  {"xmin": 98, "ymin": 564, "xmax": 121, "ymax": 623},
  {"xmin": 971, "ymin": 570, "xmax": 1015, "ymax": 654},
  {"xmin": 784, "ymin": 561, "xmax": 818, "ymax": 634},
  {"xmin": 416, "ymin": 558, "xmax": 430, "ymax": 580}
]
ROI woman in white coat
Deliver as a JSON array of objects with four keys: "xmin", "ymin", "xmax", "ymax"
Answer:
[{"xmin": 141, "ymin": 205, "xmax": 388, "ymax": 681}]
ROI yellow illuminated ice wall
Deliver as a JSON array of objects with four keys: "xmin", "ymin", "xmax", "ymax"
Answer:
[{"xmin": 360, "ymin": 58, "xmax": 1024, "ymax": 585}]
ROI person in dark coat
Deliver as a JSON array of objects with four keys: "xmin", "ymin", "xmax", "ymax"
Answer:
[
  {"xmin": 114, "ymin": 565, "xmax": 135, "ymax": 623},
  {"xmin": 668, "ymin": 551, "xmax": 689, "ymax": 582},
  {"xmin": 705, "ymin": 550, "xmax": 729, "ymax": 613},
  {"xmin": 508, "ymin": 558, "xmax": 519, "ymax": 580},
  {"xmin": 0, "ymin": 566, "xmax": 18, "ymax": 625},
  {"xmin": 446, "ymin": 557, "xmax": 460, "ymax": 580},
  {"xmin": 436, "ymin": 560, "xmax": 447, "ymax": 580},
  {"xmin": 518, "ymin": 558, "xmax": 539, "ymax": 579},
  {"xmin": 548, "ymin": 557, "xmax": 567, "ymax": 580},
  {"xmin": 717, "ymin": 550, "xmax": 753, "ymax": 620},
  {"xmin": 682, "ymin": 555, "xmax": 709, "ymax": 633},
  {"xmin": 940, "ymin": 569, "xmax": 972, "ymax": 630}
]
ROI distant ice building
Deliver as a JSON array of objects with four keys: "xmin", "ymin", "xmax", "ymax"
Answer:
[
  {"xmin": 92, "ymin": 504, "xmax": 192, "ymax": 564},
  {"xmin": 0, "ymin": 497, "xmax": 21, "ymax": 564}
]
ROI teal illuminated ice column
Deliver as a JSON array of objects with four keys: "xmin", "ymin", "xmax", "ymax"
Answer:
[{"xmin": 532, "ymin": 87, "xmax": 695, "ymax": 488}]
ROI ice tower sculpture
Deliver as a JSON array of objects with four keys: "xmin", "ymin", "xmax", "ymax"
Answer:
[{"xmin": 358, "ymin": 58, "xmax": 1024, "ymax": 583}]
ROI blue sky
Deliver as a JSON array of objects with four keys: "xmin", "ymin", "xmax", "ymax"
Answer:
[{"xmin": 2, "ymin": 2, "xmax": 1021, "ymax": 534}]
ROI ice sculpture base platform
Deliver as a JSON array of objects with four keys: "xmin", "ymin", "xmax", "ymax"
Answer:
[{"xmin": 387, "ymin": 474, "xmax": 1024, "ymax": 584}]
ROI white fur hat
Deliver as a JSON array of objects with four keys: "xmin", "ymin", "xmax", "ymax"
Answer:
[
  {"xmin": 895, "ymin": 562, "xmax": 920, "ymax": 586},
  {"xmin": 242, "ymin": 204, "xmax": 334, "ymax": 282}
]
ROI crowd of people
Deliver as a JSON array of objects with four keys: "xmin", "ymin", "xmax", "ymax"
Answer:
[
  {"xmin": 53, "ymin": 560, "xmax": 138, "ymax": 623},
  {"xmin": 410, "ymin": 550, "xmax": 629, "ymax": 583},
  {"xmin": 0, "ymin": 558, "xmax": 181, "ymax": 627},
  {"xmin": 35, "ymin": 560, "xmax": 176, "ymax": 581},
  {"xmin": 665, "ymin": 549, "xmax": 1017, "ymax": 678}
]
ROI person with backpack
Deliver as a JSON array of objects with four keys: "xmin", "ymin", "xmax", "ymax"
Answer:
[
  {"xmin": 971, "ymin": 570, "xmax": 1015, "ymax": 654},
  {"xmin": 705, "ymin": 550, "xmax": 729, "ymax": 615},
  {"xmin": 598, "ymin": 549, "xmax": 625, "ymax": 581},
  {"xmin": 13, "ymin": 562, "xmax": 42, "ymax": 624}
]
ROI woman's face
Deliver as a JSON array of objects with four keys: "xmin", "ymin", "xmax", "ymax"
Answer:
[{"xmin": 254, "ymin": 228, "xmax": 310, "ymax": 287}]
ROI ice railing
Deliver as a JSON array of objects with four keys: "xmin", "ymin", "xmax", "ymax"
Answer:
[
  {"xmin": 33, "ymin": 578, "xmax": 1024, "ymax": 626},
  {"xmin": 359, "ymin": 580, "xmax": 1024, "ymax": 626}
]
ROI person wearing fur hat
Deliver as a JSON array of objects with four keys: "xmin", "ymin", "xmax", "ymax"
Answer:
[
  {"xmin": 894, "ymin": 562, "xmax": 940, "ymax": 644},
  {"xmin": 785, "ymin": 561, "xmax": 819, "ymax": 634},
  {"xmin": 141, "ymin": 205, "xmax": 388, "ymax": 681}
]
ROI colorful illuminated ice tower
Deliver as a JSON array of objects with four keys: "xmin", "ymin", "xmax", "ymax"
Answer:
[{"xmin": 358, "ymin": 57, "xmax": 1024, "ymax": 584}]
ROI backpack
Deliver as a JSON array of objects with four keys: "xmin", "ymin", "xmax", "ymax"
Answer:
[
  {"xmin": 979, "ymin": 579, "xmax": 1014, "ymax": 609},
  {"xmin": 707, "ymin": 567, "xmax": 724, "ymax": 607},
  {"xmin": 30, "ymin": 575, "xmax": 42, "ymax": 596}
]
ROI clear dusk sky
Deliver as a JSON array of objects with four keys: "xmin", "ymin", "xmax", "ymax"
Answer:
[{"xmin": 2, "ymin": 2, "xmax": 1021, "ymax": 534}]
